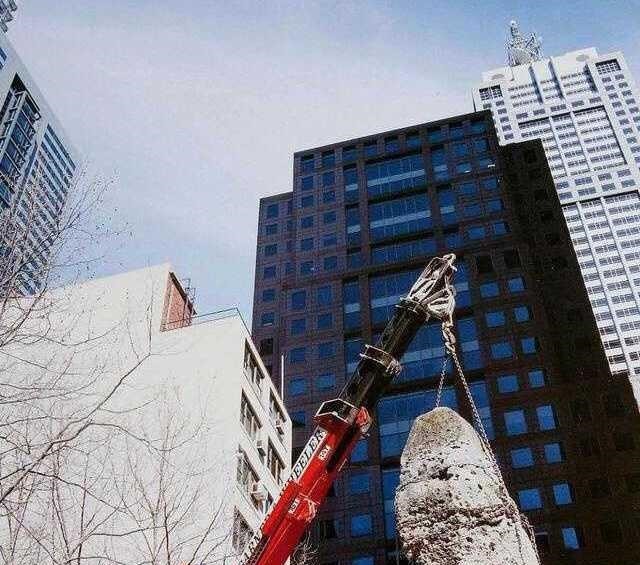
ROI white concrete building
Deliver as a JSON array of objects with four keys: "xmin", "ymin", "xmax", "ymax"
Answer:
[
  {"xmin": 0, "ymin": 263, "xmax": 291, "ymax": 563},
  {"xmin": 0, "ymin": 29, "xmax": 79, "ymax": 294},
  {"xmin": 473, "ymin": 22, "xmax": 640, "ymax": 398}
]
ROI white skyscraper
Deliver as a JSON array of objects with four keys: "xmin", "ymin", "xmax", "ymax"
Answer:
[
  {"xmin": 0, "ymin": 27, "xmax": 79, "ymax": 294},
  {"xmin": 473, "ymin": 22, "xmax": 640, "ymax": 398}
]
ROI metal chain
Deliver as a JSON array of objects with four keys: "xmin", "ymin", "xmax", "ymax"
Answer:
[{"xmin": 443, "ymin": 325, "xmax": 541, "ymax": 564}]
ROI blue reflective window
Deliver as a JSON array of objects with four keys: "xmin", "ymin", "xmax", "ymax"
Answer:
[
  {"xmin": 553, "ymin": 483, "xmax": 573, "ymax": 505},
  {"xmin": 317, "ymin": 312, "xmax": 333, "ymax": 330},
  {"xmin": 262, "ymin": 289, "xmax": 275, "ymax": 302},
  {"xmin": 464, "ymin": 204, "xmax": 482, "ymax": 219},
  {"xmin": 266, "ymin": 203, "xmax": 279, "ymax": 218},
  {"xmin": 452, "ymin": 141, "xmax": 469, "ymax": 157},
  {"xmin": 300, "ymin": 155, "xmax": 314, "ymax": 172},
  {"xmin": 323, "ymin": 190, "xmax": 336, "ymax": 203},
  {"xmin": 322, "ymin": 171, "xmax": 335, "ymax": 187},
  {"xmin": 487, "ymin": 198, "xmax": 504, "ymax": 213},
  {"xmin": 301, "ymin": 176, "xmax": 314, "ymax": 190},
  {"xmin": 537, "ymin": 405, "xmax": 557, "ymax": 430},
  {"xmin": 291, "ymin": 318, "xmax": 306, "ymax": 335},
  {"xmin": 480, "ymin": 281, "xmax": 499, "ymax": 298},
  {"xmin": 351, "ymin": 439, "xmax": 368, "ymax": 462},
  {"xmin": 431, "ymin": 147, "xmax": 449, "ymax": 181},
  {"xmin": 454, "ymin": 261, "xmax": 471, "ymax": 307},
  {"xmin": 481, "ymin": 176, "xmax": 498, "ymax": 191},
  {"xmin": 438, "ymin": 188, "xmax": 457, "ymax": 224},
  {"xmin": 300, "ymin": 237, "xmax": 313, "ymax": 251},
  {"xmin": 521, "ymin": 337, "xmax": 538, "ymax": 354},
  {"xmin": 345, "ymin": 337, "xmax": 363, "ymax": 373},
  {"xmin": 456, "ymin": 161, "xmax": 472, "ymax": 174},
  {"xmin": 288, "ymin": 377, "xmax": 307, "ymax": 396},
  {"xmin": 366, "ymin": 154, "xmax": 425, "ymax": 197},
  {"xmin": 449, "ymin": 124, "xmax": 464, "ymax": 139},
  {"xmin": 350, "ymin": 514, "xmax": 372, "ymax": 537},
  {"xmin": 291, "ymin": 290, "xmax": 307, "ymax": 310},
  {"xmin": 324, "ymin": 256, "xmax": 338, "ymax": 271},
  {"xmin": 348, "ymin": 472, "xmax": 371, "ymax": 495},
  {"xmin": 457, "ymin": 180, "xmax": 478, "ymax": 195},
  {"xmin": 364, "ymin": 141, "xmax": 378, "ymax": 157},
  {"xmin": 511, "ymin": 447, "xmax": 534, "ymax": 468},
  {"xmin": 382, "ymin": 468, "xmax": 400, "ymax": 538},
  {"xmin": 300, "ymin": 261, "xmax": 314, "ymax": 275},
  {"xmin": 369, "ymin": 193, "xmax": 431, "ymax": 241},
  {"xmin": 562, "ymin": 527, "xmax": 581, "ymax": 550},
  {"xmin": 346, "ymin": 206, "xmax": 361, "ymax": 246},
  {"xmin": 427, "ymin": 127, "xmax": 444, "ymax": 142},
  {"xmin": 508, "ymin": 276, "xmax": 525, "ymax": 292},
  {"xmin": 497, "ymin": 374, "xmax": 519, "ymax": 393},
  {"xmin": 261, "ymin": 312, "xmax": 274, "ymax": 326},
  {"xmin": 467, "ymin": 225, "xmax": 486, "ymax": 240},
  {"xmin": 290, "ymin": 410, "xmax": 306, "ymax": 428},
  {"xmin": 385, "ymin": 137, "xmax": 399, "ymax": 152},
  {"xmin": 528, "ymin": 369, "xmax": 546, "ymax": 388},
  {"xmin": 544, "ymin": 442, "xmax": 563, "ymax": 463},
  {"xmin": 473, "ymin": 137, "xmax": 488, "ymax": 153},
  {"xmin": 514, "ymin": 305, "xmax": 531, "ymax": 322},
  {"xmin": 472, "ymin": 120, "xmax": 487, "ymax": 134},
  {"xmin": 378, "ymin": 388, "xmax": 458, "ymax": 457},
  {"xmin": 300, "ymin": 215, "xmax": 314, "ymax": 229},
  {"xmin": 445, "ymin": 230, "xmax": 462, "ymax": 248},
  {"xmin": 343, "ymin": 146, "xmax": 357, "ymax": 161},
  {"xmin": 323, "ymin": 233, "xmax": 337, "ymax": 247},
  {"xmin": 263, "ymin": 266, "xmax": 276, "ymax": 279},
  {"xmin": 518, "ymin": 488, "xmax": 543, "ymax": 510},
  {"xmin": 322, "ymin": 150, "xmax": 335, "ymax": 168},
  {"xmin": 478, "ymin": 157, "xmax": 495, "ymax": 168},
  {"xmin": 316, "ymin": 372, "xmax": 336, "ymax": 391},
  {"xmin": 491, "ymin": 341, "xmax": 514, "ymax": 359},
  {"xmin": 318, "ymin": 342, "xmax": 335, "ymax": 359},
  {"xmin": 504, "ymin": 409, "xmax": 527, "ymax": 435},
  {"xmin": 485, "ymin": 310, "xmax": 506, "ymax": 327},
  {"xmin": 323, "ymin": 211, "xmax": 336, "ymax": 224},
  {"xmin": 300, "ymin": 195, "xmax": 314, "ymax": 208},
  {"xmin": 290, "ymin": 347, "xmax": 306, "ymax": 363},
  {"xmin": 371, "ymin": 237, "xmax": 436, "ymax": 265},
  {"xmin": 265, "ymin": 223, "xmax": 278, "ymax": 235},
  {"xmin": 352, "ymin": 557, "xmax": 374, "ymax": 565},
  {"xmin": 493, "ymin": 221, "xmax": 509, "ymax": 235},
  {"xmin": 317, "ymin": 285, "xmax": 332, "ymax": 306},
  {"xmin": 407, "ymin": 132, "xmax": 421, "ymax": 148}
]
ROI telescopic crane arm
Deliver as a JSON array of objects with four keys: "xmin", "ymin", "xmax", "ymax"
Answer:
[{"xmin": 239, "ymin": 254, "xmax": 458, "ymax": 565}]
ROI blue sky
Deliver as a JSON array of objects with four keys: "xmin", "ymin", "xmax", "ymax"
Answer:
[{"xmin": 9, "ymin": 1, "xmax": 640, "ymax": 319}]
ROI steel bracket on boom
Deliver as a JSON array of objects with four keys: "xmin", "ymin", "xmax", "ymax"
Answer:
[{"xmin": 360, "ymin": 345, "xmax": 401, "ymax": 377}]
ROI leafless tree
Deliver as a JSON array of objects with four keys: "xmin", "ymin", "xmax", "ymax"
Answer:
[{"xmin": 0, "ymin": 167, "xmax": 239, "ymax": 563}]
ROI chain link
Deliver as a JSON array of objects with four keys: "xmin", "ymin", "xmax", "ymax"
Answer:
[{"xmin": 438, "ymin": 320, "xmax": 541, "ymax": 564}]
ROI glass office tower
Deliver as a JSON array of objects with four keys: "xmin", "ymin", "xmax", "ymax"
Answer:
[{"xmin": 252, "ymin": 111, "xmax": 640, "ymax": 565}]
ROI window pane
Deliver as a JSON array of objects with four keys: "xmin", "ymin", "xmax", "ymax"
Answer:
[
  {"xmin": 511, "ymin": 447, "xmax": 534, "ymax": 469},
  {"xmin": 504, "ymin": 409, "xmax": 527, "ymax": 435},
  {"xmin": 497, "ymin": 374, "xmax": 519, "ymax": 393},
  {"xmin": 544, "ymin": 442, "xmax": 563, "ymax": 463},
  {"xmin": 553, "ymin": 483, "xmax": 573, "ymax": 505},
  {"xmin": 350, "ymin": 514, "xmax": 372, "ymax": 537},
  {"xmin": 537, "ymin": 405, "xmax": 557, "ymax": 430},
  {"xmin": 485, "ymin": 310, "xmax": 506, "ymax": 327},
  {"xmin": 562, "ymin": 527, "xmax": 581, "ymax": 550},
  {"xmin": 518, "ymin": 488, "xmax": 542, "ymax": 510}
]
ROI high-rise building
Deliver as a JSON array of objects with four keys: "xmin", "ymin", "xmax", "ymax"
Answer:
[
  {"xmin": 473, "ymin": 22, "xmax": 640, "ymax": 399},
  {"xmin": 2, "ymin": 263, "xmax": 292, "ymax": 561},
  {"xmin": 0, "ymin": 30, "xmax": 79, "ymax": 294},
  {"xmin": 252, "ymin": 111, "xmax": 640, "ymax": 564},
  {"xmin": 0, "ymin": 1, "xmax": 17, "ymax": 33}
]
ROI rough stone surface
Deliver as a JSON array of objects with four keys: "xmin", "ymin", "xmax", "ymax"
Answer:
[{"xmin": 395, "ymin": 407, "xmax": 539, "ymax": 565}]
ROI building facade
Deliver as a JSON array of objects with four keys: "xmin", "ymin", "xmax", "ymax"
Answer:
[
  {"xmin": 0, "ymin": 30, "xmax": 79, "ymax": 294},
  {"xmin": 473, "ymin": 25, "xmax": 640, "ymax": 399},
  {"xmin": 0, "ymin": 264, "xmax": 291, "ymax": 563},
  {"xmin": 252, "ymin": 112, "xmax": 640, "ymax": 564}
]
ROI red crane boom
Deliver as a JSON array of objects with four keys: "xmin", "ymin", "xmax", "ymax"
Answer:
[{"xmin": 240, "ymin": 254, "xmax": 458, "ymax": 565}]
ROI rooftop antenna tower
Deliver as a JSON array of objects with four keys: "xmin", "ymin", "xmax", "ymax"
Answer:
[{"xmin": 506, "ymin": 19, "xmax": 543, "ymax": 66}]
